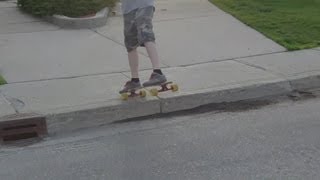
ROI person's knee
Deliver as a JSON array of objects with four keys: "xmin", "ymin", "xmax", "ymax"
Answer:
[{"xmin": 127, "ymin": 47, "xmax": 138, "ymax": 53}]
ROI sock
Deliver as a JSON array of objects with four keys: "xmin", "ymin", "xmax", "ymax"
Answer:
[
  {"xmin": 131, "ymin": 78, "xmax": 140, "ymax": 83},
  {"xmin": 153, "ymin": 69, "xmax": 163, "ymax": 75}
]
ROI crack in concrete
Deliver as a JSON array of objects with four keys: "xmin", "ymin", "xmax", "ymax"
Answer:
[
  {"xmin": 234, "ymin": 60, "xmax": 268, "ymax": 72},
  {"xmin": 0, "ymin": 90, "xmax": 22, "ymax": 113}
]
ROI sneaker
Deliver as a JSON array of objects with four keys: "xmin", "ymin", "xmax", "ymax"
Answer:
[
  {"xmin": 143, "ymin": 72, "xmax": 167, "ymax": 87},
  {"xmin": 119, "ymin": 81, "xmax": 142, "ymax": 94}
]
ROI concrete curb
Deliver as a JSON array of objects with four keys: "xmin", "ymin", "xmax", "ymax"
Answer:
[
  {"xmin": 47, "ymin": 71, "xmax": 320, "ymax": 134},
  {"xmin": 160, "ymin": 79, "xmax": 292, "ymax": 113},
  {"xmin": 288, "ymin": 72, "xmax": 320, "ymax": 91},
  {"xmin": 46, "ymin": 98, "xmax": 161, "ymax": 134},
  {"xmin": 46, "ymin": 7, "xmax": 109, "ymax": 29}
]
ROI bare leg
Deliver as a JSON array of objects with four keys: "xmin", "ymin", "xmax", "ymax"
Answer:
[
  {"xmin": 144, "ymin": 41, "xmax": 160, "ymax": 69},
  {"xmin": 119, "ymin": 48, "xmax": 142, "ymax": 93},
  {"xmin": 128, "ymin": 48, "xmax": 139, "ymax": 79},
  {"xmin": 142, "ymin": 42, "xmax": 167, "ymax": 87}
]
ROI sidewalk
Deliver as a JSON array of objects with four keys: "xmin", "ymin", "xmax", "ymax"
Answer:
[{"xmin": 1, "ymin": 0, "xmax": 320, "ymax": 134}]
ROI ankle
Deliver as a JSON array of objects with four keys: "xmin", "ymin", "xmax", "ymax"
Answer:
[
  {"xmin": 131, "ymin": 78, "xmax": 140, "ymax": 83},
  {"xmin": 153, "ymin": 69, "xmax": 163, "ymax": 75}
]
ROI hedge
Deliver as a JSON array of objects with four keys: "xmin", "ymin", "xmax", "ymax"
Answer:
[
  {"xmin": 17, "ymin": 0, "xmax": 117, "ymax": 17},
  {"xmin": 0, "ymin": 75, "xmax": 6, "ymax": 85}
]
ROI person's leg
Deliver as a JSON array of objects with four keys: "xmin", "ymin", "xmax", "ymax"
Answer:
[
  {"xmin": 120, "ymin": 48, "xmax": 142, "ymax": 93},
  {"xmin": 124, "ymin": 10, "xmax": 140, "ymax": 80},
  {"xmin": 128, "ymin": 48, "xmax": 139, "ymax": 79},
  {"xmin": 120, "ymin": 10, "xmax": 142, "ymax": 93},
  {"xmin": 136, "ymin": 6, "xmax": 167, "ymax": 87},
  {"xmin": 144, "ymin": 41, "xmax": 160, "ymax": 70},
  {"xmin": 136, "ymin": 7, "xmax": 161, "ymax": 71}
]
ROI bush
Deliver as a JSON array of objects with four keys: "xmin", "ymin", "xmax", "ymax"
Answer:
[
  {"xmin": 17, "ymin": 0, "xmax": 117, "ymax": 17},
  {"xmin": 0, "ymin": 75, "xmax": 6, "ymax": 85}
]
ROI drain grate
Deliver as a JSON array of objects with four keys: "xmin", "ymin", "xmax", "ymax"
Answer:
[{"xmin": 0, "ymin": 113, "xmax": 47, "ymax": 143}]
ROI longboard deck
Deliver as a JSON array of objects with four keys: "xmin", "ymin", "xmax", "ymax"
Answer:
[
  {"xmin": 119, "ymin": 82, "xmax": 179, "ymax": 100},
  {"xmin": 144, "ymin": 82, "xmax": 179, "ymax": 96}
]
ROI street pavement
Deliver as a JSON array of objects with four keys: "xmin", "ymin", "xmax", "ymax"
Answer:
[{"xmin": 1, "ymin": 90, "xmax": 320, "ymax": 179}]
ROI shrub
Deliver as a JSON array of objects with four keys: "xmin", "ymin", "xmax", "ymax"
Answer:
[
  {"xmin": 17, "ymin": 0, "xmax": 117, "ymax": 17},
  {"xmin": 0, "ymin": 75, "xmax": 6, "ymax": 85}
]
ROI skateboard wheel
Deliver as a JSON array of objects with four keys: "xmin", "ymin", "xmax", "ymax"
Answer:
[
  {"xmin": 121, "ymin": 93, "xmax": 129, "ymax": 100},
  {"xmin": 171, "ymin": 84, "xmax": 179, "ymax": 92},
  {"xmin": 139, "ymin": 90, "xmax": 147, "ymax": 98},
  {"xmin": 150, "ymin": 88, "xmax": 159, "ymax": 96}
]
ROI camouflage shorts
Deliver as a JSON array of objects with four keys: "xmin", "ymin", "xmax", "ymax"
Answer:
[{"xmin": 123, "ymin": 6, "xmax": 155, "ymax": 52}]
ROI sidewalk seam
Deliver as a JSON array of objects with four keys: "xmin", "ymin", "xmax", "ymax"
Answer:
[
  {"xmin": 90, "ymin": 29, "xmax": 160, "ymax": 62},
  {"xmin": 90, "ymin": 29, "xmax": 125, "ymax": 47},
  {"xmin": 7, "ymin": 20, "xmax": 43, "ymax": 25},
  {"xmin": 153, "ymin": 14, "xmax": 219, "ymax": 23},
  {"xmin": 5, "ymin": 68, "xmax": 158, "ymax": 85},
  {"xmin": 0, "ymin": 6, "xmax": 17, "ymax": 9},
  {"xmin": 177, "ymin": 50, "xmax": 287, "ymax": 68},
  {"xmin": 3, "ymin": 51, "xmax": 287, "ymax": 85},
  {"xmin": 0, "ymin": 28, "xmax": 61, "ymax": 35}
]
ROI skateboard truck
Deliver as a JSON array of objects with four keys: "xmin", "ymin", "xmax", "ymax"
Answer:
[
  {"xmin": 149, "ymin": 82, "xmax": 179, "ymax": 96},
  {"xmin": 120, "ymin": 89, "xmax": 146, "ymax": 101}
]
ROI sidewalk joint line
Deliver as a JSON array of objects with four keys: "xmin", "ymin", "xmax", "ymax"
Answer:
[
  {"xmin": 120, "ymin": 72, "xmax": 130, "ymax": 79},
  {"xmin": 5, "ymin": 69, "xmax": 155, "ymax": 85},
  {"xmin": 153, "ymin": 14, "xmax": 218, "ymax": 23},
  {"xmin": 0, "ymin": 28, "xmax": 61, "ymax": 35},
  {"xmin": 0, "ymin": 6, "xmax": 17, "ymax": 9},
  {"xmin": 4, "ymin": 51, "xmax": 290, "ymax": 85},
  {"xmin": 7, "ymin": 20, "xmax": 43, "ymax": 25},
  {"xmin": 177, "ymin": 50, "xmax": 287, "ymax": 68},
  {"xmin": 90, "ymin": 29, "xmax": 170, "ymax": 63},
  {"xmin": 90, "ymin": 29, "xmax": 125, "ymax": 47}
]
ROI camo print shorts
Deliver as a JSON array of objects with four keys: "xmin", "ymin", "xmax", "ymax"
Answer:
[{"xmin": 123, "ymin": 6, "xmax": 155, "ymax": 52}]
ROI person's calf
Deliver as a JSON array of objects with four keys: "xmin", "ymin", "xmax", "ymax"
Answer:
[
  {"xmin": 128, "ymin": 48, "xmax": 139, "ymax": 79},
  {"xmin": 144, "ymin": 41, "xmax": 160, "ymax": 70}
]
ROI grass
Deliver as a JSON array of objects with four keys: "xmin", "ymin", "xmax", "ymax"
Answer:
[
  {"xmin": 210, "ymin": 0, "xmax": 320, "ymax": 50},
  {"xmin": 0, "ymin": 75, "xmax": 6, "ymax": 85}
]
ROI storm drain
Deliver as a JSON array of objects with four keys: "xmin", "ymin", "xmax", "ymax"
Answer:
[{"xmin": 0, "ymin": 113, "xmax": 47, "ymax": 143}]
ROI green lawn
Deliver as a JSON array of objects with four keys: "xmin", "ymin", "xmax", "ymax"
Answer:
[
  {"xmin": 210, "ymin": 0, "xmax": 320, "ymax": 50},
  {"xmin": 0, "ymin": 75, "xmax": 6, "ymax": 85}
]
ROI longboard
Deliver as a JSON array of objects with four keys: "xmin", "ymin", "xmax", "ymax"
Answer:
[
  {"xmin": 145, "ymin": 82, "xmax": 179, "ymax": 96},
  {"xmin": 120, "ymin": 82, "xmax": 179, "ymax": 100}
]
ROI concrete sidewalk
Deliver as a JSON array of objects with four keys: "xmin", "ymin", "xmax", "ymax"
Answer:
[
  {"xmin": 1, "ymin": 0, "xmax": 320, "ymax": 134},
  {"xmin": 1, "ymin": 49, "xmax": 320, "ymax": 134}
]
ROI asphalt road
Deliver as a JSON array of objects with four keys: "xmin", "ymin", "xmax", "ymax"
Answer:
[{"xmin": 1, "ymin": 91, "xmax": 320, "ymax": 180}]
